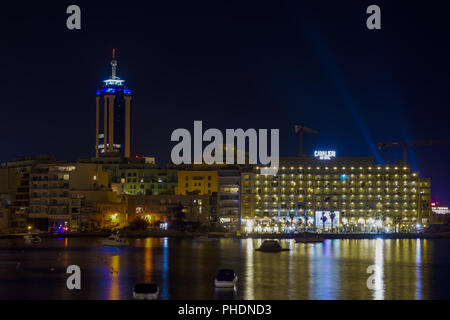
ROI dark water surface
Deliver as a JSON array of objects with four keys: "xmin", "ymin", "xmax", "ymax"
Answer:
[{"xmin": 0, "ymin": 237, "xmax": 449, "ymax": 300}]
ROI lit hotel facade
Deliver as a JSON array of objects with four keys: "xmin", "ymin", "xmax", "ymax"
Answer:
[{"xmin": 240, "ymin": 155, "xmax": 432, "ymax": 233}]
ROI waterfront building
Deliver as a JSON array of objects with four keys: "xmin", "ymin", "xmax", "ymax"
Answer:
[
  {"xmin": 81, "ymin": 153, "xmax": 178, "ymax": 196},
  {"xmin": 95, "ymin": 49, "xmax": 132, "ymax": 158},
  {"xmin": 0, "ymin": 156, "xmax": 127, "ymax": 232},
  {"xmin": 175, "ymin": 167, "xmax": 243, "ymax": 230},
  {"xmin": 28, "ymin": 162, "xmax": 110, "ymax": 231},
  {"xmin": 217, "ymin": 169, "xmax": 241, "ymax": 231},
  {"xmin": 429, "ymin": 202, "xmax": 450, "ymax": 224},
  {"xmin": 0, "ymin": 155, "xmax": 58, "ymax": 230},
  {"xmin": 95, "ymin": 196, "xmax": 128, "ymax": 230},
  {"xmin": 127, "ymin": 193, "xmax": 216, "ymax": 227},
  {"xmin": 0, "ymin": 194, "xmax": 11, "ymax": 232},
  {"xmin": 240, "ymin": 155, "xmax": 432, "ymax": 233},
  {"xmin": 69, "ymin": 163, "xmax": 126, "ymax": 232}
]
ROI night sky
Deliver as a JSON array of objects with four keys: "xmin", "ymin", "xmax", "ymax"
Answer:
[{"xmin": 1, "ymin": 1, "xmax": 449, "ymax": 203}]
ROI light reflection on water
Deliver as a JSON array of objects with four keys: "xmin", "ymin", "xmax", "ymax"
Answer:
[
  {"xmin": 416, "ymin": 239, "xmax": 422, "ymax": 300},
  {"xmin": 0, "ymin": 237, "xmax": 446, "ymax": 299}
]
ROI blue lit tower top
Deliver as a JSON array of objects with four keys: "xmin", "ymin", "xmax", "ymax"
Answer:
[
  {"xmin": 95, "ymin": 49, "xmax": 132, "ymax": 158},
  {"xmin": 96, "ymin": 49, "xmax": 132, "ymax": 94}
]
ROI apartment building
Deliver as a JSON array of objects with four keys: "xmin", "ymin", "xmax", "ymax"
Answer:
[
  {"xmin": 176, "ymin": 170, "xmax": 218, "ymax": 195},
  {"xmin": 127, "ymin": 193, "xmax": 216, "ymax": 227}
]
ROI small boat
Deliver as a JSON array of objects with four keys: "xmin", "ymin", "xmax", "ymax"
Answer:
[
  {"xmin": 133, "ymin": 283, "xmax": 159, "ymax": 300},
  {"xmin": 214, "ymin": 269, "xmax": 238, "ymax": 288},
  {"xmin": 101, "ymin": 233, "xmax": 129, "ymax": 247},
  {"xmin": 295, "ymin": 235, "xmax": 324, "ymax": 243},
  {"xmin": 195, "ymin": 236, "xmax": 218, "ymax": 242},
  {"xmin": 23, "ymin": 234, "xmax": 42, "ymax": 245},
  {"xmin": 255, "ymin": 240, "xmax": 289, "ymax": 252}
]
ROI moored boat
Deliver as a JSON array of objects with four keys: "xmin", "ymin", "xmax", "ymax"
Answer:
[
  {"xmin": 101, "ymin": 233, "xmax": 129, "ymax": 247},
  {"xmin": 23, "ymin": 234, "xmax": 42, "ymax": 245},
  {"xmin": 133, "ymin": 283, "xmax": 159, "ymax": 300},
  {"xmin": 214, "ymin": 269, "xmax": 237, "ymax": 288},
  {"xmin": 256, "ymin": 240, "xmax": 289, "ymax": 252}
]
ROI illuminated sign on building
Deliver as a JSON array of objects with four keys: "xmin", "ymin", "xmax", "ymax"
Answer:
[
  {"xmin": 432, "ymin": 206, "xmax": 450, "ymax": 215},
  {"xmin": 314, "ymin": 150, "xmax": 336, "ymax": 160}
]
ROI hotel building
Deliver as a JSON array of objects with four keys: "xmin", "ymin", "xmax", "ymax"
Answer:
[{"xmin": 241, "ymin": 155, "xmax": 431, "ymax": 233}]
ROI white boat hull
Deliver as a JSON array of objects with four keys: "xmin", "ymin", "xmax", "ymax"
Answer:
[
  {"xmin": 133, "ymin": 292, "xmax": 159, "ymax": 300},
  {"xmin": 215, "ymin": 277, "xmax": 237, "ymax": 288},
  {"xmin": 24, "ymin": 235, "xmax": 42, "ymax": 245}
]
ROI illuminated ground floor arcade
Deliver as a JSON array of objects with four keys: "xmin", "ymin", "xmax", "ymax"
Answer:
[{"xmin": 241, "ymin": 210, "xmax": 426, "ymax": 234}]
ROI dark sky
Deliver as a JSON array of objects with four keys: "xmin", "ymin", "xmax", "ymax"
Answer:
[{"xmin": 1, "ymin": 1, "xmax": 449, "ymax": 204}]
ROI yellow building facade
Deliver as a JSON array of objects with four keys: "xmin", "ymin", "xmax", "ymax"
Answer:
[{"xmin": 176, "ymin": 171, "xmax": 218, "ymax": 195}]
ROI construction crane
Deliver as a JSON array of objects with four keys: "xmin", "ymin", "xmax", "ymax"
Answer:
[
  {"xmin": 378, "ymin": 139, "xmax": 450, "ymax": 163},
  {"xmin": 294, "ymin": 125, "xmax": 319, "ymax": 155}
]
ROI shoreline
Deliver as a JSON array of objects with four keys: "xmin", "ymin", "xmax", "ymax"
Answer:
[
  {"xmin": 240, "ymin": 233, "xmax": 450, "ymax": 239},
  {"xmin": 2, "ymin": 231, "xmax": 450, "ymax": 240}
]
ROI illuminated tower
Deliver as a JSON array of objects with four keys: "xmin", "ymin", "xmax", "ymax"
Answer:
[{"xmin": 95, "ymin": 49, "xmax": 132, "ymax": 158}]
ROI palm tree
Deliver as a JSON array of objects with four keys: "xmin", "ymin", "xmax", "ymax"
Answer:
[
  {"xmin": 302, "ymin": 210, "xmax": 309, "ymax": 231},
  {"xmin": 393, "ymin": 215, "xmax": 402, "ymax": 233},
  {"xmin": 320, "ymin": 212, "xmax": 327, "ymax": 232},
  {"xmin": 330, "ymin": 211, "xmax": 336, "ymax": 233},
  {"xmin": 378, "ymin": 212, "xmax": 387, "ymax": 233}
]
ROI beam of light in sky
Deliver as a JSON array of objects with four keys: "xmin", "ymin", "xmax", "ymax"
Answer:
[{"xmin": 301, "ymin": 20, "xmax": 383, "ymax": 163}]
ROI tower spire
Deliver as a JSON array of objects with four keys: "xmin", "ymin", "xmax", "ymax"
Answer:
[{"xmin": 111, "ymin": 48, "xmax": 117, "ymax": 79}]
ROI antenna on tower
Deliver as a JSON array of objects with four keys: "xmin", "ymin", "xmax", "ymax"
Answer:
[{"xmin": 111, "ymin": 48, "xmax": 117, "ymax": 79}]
